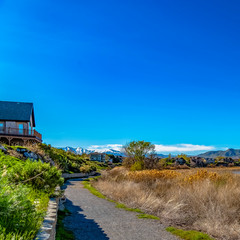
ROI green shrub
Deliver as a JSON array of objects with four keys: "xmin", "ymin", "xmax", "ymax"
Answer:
[
  {"xmin": 130, "ymin": 161, "xmax": 144, "ymax": 171},
  {"xmin": 0, "ymin": 179, "xmax": 49, "ymax": 239},
  {"xmin": 39, "ymin": 144, "xmax": 100, "ymax": 173},
  {"xmin": 0, "ymin": 151, "xmax": 63, "ymax": 194},
  {"xmin": 0, "ymin": 149, "xmax": 63, "ymax": 239}
]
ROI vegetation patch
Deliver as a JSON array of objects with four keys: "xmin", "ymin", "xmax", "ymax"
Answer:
[
  {"xmin": 92, "ymin": 167, "xmax": 240, "ymax": 239},
  {"xmin": 56, "ymin": 209, "xmax": 75, "ymax": 240},
  {"xmin": 0, "ymin": 149, "xmax": 63, "ymax": 239},
  {"xmin": 166, "ymin": 227, "xmax": 214, "ymax": 240},
  {"xmin": 83, "ymin": 179, "xmax": 106, "ymax": 199},
  {"xmin": 39, "ymin": 144, "xmax": 107, "ymax": 173},
  {"xmin": 115, "ymin": 203, "xmax": 143, "ymax": 213},
  {"xmin": 0, "ymin": 143, "xmax": 108, "ymax": 239},
  {"xmin": 137, "ymin": 214, "xmax": 160, "ymax": 220}
]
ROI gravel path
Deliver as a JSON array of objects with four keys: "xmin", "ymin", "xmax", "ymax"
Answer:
[{"xmin": 63, "ymin": 178, "xmax": 178, "ymax": 240}]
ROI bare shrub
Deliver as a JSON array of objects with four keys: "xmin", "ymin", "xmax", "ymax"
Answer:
[
  {"xmin": 7, "ymin": 149, "xmax": 24, "ymax": 159},
  {"xmin": 93, "ymin": 168, "xmax": 240, "ymax": 240}
]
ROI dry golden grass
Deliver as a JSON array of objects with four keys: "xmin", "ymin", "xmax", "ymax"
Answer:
[
  {"xmin": 93, "ymin": 167, "xmax": 240, "ymax": 240},
  {"xmin": 24, "ymin": 143, "xmax": 47, "ymax": 157}
]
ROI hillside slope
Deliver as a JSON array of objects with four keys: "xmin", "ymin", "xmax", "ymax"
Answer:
[{"xmin": 198, "ymin": 148, "xmax": 240, "ymax": 158}]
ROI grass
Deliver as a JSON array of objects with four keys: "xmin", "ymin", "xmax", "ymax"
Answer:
[
  {"xmin": 83, "ymin": 178, "xmax": 159, "ymax": 220},
  {"xmin": 115, "ymin": 202, "xmax": 143, "ymax": 213},
  {"xmin": 91, "ymin": 167, "xmax": 240, "ymax": 239},
  {"xmin": 137, "ymin": 214, "xmax": 160, "ymax": 220},
  {"xmin": 166, "ymin": 227, "xmax": 214, "ymax": 240},
  {"xmin": 83, "ymin": 179, "xmax": 106, "ymax": 199},
  {"xmin": 56, "ymin": 209, "xmax": 75, "ymax": 240},
  {"xmin": 0, "ymin": 148, "xmax": 63, "ymax": 239}
]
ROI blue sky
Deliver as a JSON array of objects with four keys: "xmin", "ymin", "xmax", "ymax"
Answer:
[{"xmin": 0, "ymin": 0, "xmax": 240, "ymax": 153}]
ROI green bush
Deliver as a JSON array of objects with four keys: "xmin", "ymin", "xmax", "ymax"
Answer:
[
  {"xmin": 0, "ymin": 182, "xmax": 43, "ymax": 234},
  {"xmin": 130, "ymin": 161, "xmax": 144, "ymax": 171},
  {"xmin": 0, "ymin": 151, "xmax": 63, "ymax": 194},
  {"xmin": 0, "ymin": 149, "xmax": 63, "ymax": 239},
  {"xmin": 39, "ymin": 144, "xmax": 100, "ymax": 173}
]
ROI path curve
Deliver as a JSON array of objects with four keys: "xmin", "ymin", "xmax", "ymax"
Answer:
[{"xmin": 63, "ymin": 178, "xmax": 178, "ymax": 240}]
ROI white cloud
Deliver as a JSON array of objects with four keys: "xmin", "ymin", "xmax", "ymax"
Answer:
[
  {"xmin": 154, "ymin": 144, "xmax": 215, "ymax": 153},
  {"xmin": 88, "ymin": 144, "xmax": 123, "ymax": 152},
  {"xmin": 87, "ymin": 143, "xmax": 215, "ymax": 154}
]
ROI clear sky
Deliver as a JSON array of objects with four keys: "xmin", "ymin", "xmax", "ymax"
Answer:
[{"xmin": 0, "ymin": 0, "xmax": 240, "ymax": 153}]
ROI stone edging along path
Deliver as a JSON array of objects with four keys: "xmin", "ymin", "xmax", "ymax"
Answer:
[
  {"xmin": 35, "ymin": 171, "xmax": 97, "ymax": 240},
  {"xmin": 35, "ymin": 198, "xmax": 59, "ymax": 240}
]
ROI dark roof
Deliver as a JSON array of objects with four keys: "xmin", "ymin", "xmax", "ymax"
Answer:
[
  {"xmin": 90, "ymin": 152, "xmax": 105, "ymax": 155},
  {"xmin": 0, "ymin": 101, "xmax": 35, "ymax": 127}
]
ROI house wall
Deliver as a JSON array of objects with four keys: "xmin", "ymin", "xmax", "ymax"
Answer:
[
  {"xmin": 5, "ymin": 121, "xmax": 29, "ymax": 130},
  {"xmin": 90, "ymin": 154, "xmax": 106, "ymax": 162},
  {"xmin": 30, "ymin": 114, "xmax": 34, "ymax": 128}
]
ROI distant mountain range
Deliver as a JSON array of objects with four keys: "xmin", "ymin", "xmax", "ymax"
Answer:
[
  {"xmin": 61, "ymin": 147, "xmax": 92, "ymax": 155},
  {"xmin": 60, "ymin": 146, "xmax": 123, "ymax": 156},
  {"xmin": 197, "ymin": 149, "xmax": 240, "ymax": 159},
  {"xmin": 61, "ymin": 147, "xmax": 240, "ymax": 159}
]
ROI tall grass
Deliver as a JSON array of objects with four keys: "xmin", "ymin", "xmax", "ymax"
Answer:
[{"xmin": 93, "ymin": 167, "xmax": 240, "ymax": 240}]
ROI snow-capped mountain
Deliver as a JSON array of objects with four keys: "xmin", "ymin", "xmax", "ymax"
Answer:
[
  {"xmin": 90, "ymin": 148, "xmax": 123, "ymax": 156},
  {"xmin": 60, "ymin": 146, "xmax": 123, "ymax": 156},
  {"xmin": 61, "ymin": 146, "xmax": 93, "ymax": 155}
]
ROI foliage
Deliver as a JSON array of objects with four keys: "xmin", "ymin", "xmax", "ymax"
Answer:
[
  {"xmin": 0, "ymin": 151, "xmax": 63, "ymax": 193},
  {"xmin": 166, "ymin": 227, "xmax": 214, "ymax": 240},
  {"xmin": 159, "ymin": 157, "xmax": 175, "ymax": 167},
  {"xmin": 177, "ymin": 154, "xmax": 190, "ymax": 162},
  {"xmin": 39, "ymin": 144, "xmax": 103, "ymax": 173},
  {"xmin": 130, "ymin": 160, "xmax": 144, "ymax": 171},
  {"xmin": 107, "ymin": 154, "xmax": 122, "ymax": 163},
  {"xmin": 124, "ymin": 141, "xmax": 155, "ymax": 162},
  {"xmin": 123, "ymin": 141, "xmax": 156, "ymax": 170},
  {"xmin": 0, "ymin": 149, "xmax": 63, "ymax": 239}
]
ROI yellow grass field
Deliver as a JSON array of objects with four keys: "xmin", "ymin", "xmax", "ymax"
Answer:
[{"xmin": 93, "ymin": 167, "xmax": 240, "ymax": 240}]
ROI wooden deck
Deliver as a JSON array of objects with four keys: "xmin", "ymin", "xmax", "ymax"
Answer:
[{"xmin": 0, "ymin": 127, "xmax": 42, "ymax": 145}]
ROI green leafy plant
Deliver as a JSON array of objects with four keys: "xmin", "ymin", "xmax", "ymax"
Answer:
[{"xmin": 0, "ymin": 149, "xmax": 63, "ymax": 239}]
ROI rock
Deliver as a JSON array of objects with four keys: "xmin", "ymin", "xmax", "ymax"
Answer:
[
  {"xmin": 0, "ymin": 144, "xmax": 7, "ymax": 153},
  {"xmin": 58, "ymin": 197, "xmax": 66, "ymax": 211},
  {"xmin": 16, "ymin": 148, "xmax": 28, "ymax": 153},
  {"xmin": 23, "ymin": 151, "xmax": 42, "ymax": 161}
]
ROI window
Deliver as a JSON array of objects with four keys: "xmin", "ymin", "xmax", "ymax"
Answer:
[
  {"xmin": 18, "ymin": 123, "xmax": 24, "ymax": 135},
  {"xmin": 0, "ymin": 122, "xmax": 3, "ymax": 132},
  {"xmin": 29, "ymin": 122, "xmax": 32, "ymax": 135}
]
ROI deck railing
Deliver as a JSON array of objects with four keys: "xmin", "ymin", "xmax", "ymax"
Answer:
[{"xmin": 0, "ymin": 127, "xmax": 42, "ymax": 140}]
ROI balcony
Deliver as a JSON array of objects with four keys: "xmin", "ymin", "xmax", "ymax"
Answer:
[{"xmin": 0, "ymin": 127, "xmax": 42, "ymax": 142}]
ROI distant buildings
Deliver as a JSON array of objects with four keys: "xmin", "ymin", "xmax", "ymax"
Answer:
[{"xmin": 90, "ymin": 152, "xmax": 106, "ymax": 162}]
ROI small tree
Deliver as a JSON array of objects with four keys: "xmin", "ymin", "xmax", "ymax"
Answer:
[{"xmin": 123, "ymin": 141, "xmax": 155, "ymax": 170}]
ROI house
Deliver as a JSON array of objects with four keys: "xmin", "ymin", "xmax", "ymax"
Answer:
[
  {"xmin": 90, "ymin": 152, "xmax": 106, "ymax": 162},
  {"xmin": 0, "ymin": 101, "xmax": 42, "ymax": 145}
]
